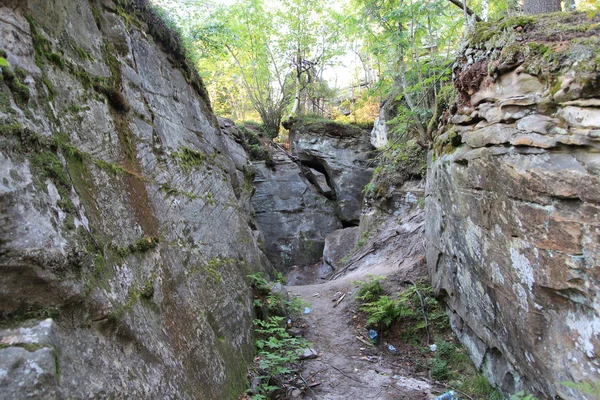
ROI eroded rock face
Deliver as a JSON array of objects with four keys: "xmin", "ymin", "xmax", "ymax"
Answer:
[
  {"xmin": 252, "ymin": 152, "xmax": 342, "ymax": 269},
  {"xmin": 427, "ymin": 14, "xmax": 600, "ymax": 399},
  {"xmin": 289, "ymin": 119, "xmax": 375, "ymax": 223},
  {"xmin": 337, "ymin": 180, "xmax": 426, "ymax": 282},
  {"xmin": 0, "ymin": 1, "xmax": 269, "ymax": 398},
  {"xmin": 322, "ymin": 227, "xmax": 360, "ymax": 272}
]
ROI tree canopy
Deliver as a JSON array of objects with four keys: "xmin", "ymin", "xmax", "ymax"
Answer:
[{"xmin": 153, "ymin": 0, "xmax": 600, "ymax": 141}]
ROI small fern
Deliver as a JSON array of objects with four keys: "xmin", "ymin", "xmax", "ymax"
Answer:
[
  {"xmin": 360, "ymin": 295, "xmax": 415, "ymax": 327},
  {"xmin": 355, "ymin": 275, "xmax": 385, "ymax": 303}
]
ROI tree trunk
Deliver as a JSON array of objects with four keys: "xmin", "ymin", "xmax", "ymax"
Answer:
[{"xmin": 523, "ymin": 0, "xmax": 561, "ymax": 14}]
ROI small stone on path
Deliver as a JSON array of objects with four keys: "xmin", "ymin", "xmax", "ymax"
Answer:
[{"xmin": 299, "ymin": 348, "xmax": 318, "ymax": 360}]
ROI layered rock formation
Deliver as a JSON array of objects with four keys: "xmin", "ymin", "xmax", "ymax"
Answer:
[
  {"xmin": 289, "ymin": 118, "xmax": 375, "ymax": 224},
  {"xmin": 427, "ymin": 14, "xmax": 600, "ymax": 399},
  {"xmin": 0, "ymin": 1, "xmax": 270, "ymax": 398},
  {"xmin": 252, "ymin": 152, "xmax": 342, "ymax": 269}
]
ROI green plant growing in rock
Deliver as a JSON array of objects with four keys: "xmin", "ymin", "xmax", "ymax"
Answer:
[
  {"xmin": 365, "ymin": 139, "xmax": 427, "ymax": 199},
  {"xmin": 171, "ymin": 146, "xmax": 206, "ymax": 169},
  {"xmin": 561, "ymin": 381, "xmax": 600, "ymax": 398},
  {"xmin": 1, "ymin": 64, "xmax": 30, "ymax": 105},
  {"xmin": 117, "ymin": 236, "xmax": 159, "ymax": 257}
]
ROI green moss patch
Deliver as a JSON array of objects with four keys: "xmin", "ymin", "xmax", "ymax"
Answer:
[
  {"xmin": 116, "ymin": 236, "xmax": 159, "ymax": 257},
  {"xmin": 287, "ymin": 115, "xmax": 368, "ymax": 138},
  {"xmin": 1, "ymin": 65, "xmax": 30, "ymax": 105},
  {"xmin": 171, "ymin": 146, "xmax": 207, "ymax": 169}
]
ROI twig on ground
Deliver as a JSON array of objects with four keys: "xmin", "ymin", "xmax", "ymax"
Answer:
[
  {"xmin": 327, "ymin": 363, "xmax": 366, "ymax": 384},
  {"xmin": 356, "ymin": 335, "xmax": 374, "ymax": 347},
  {"xmin": 299, "ymin": 373, "xmax": 317, "ymax": 397},
  {"xmin": 333, "ymin": 293, "xmax": 346, "ymax": 308}
]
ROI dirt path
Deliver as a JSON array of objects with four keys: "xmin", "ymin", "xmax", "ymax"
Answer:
[
  {"xmin": 289, "ymin": 282, "xmax": 431, "ymax": 399},
  {"xmin": 284, "ymin": 209, "xmax": 439, "ymax": 399}
]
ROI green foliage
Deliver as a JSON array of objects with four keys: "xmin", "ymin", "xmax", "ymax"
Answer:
[
  {"xmin": 0, "ymin": 57, "xmax": 8, "ymax": 67},
  {"xmin": 361, "ymin": 295, "xmax": 416, "ymax": 328},
  {"xmin": 428, "ymin": 357, "xmax": 451, "ymax": 381},
  {"xmin": 248, "ymin": 272, "xmax": 308, "ymax": 318},
  {"xmin": 171, "ymin": 146, "xmax": 206, "ymax": 169},
  {"xmin": 510, "ymin": 391, "xmax": 538, "ymax": 400},
  {"xmin": 459, "ymin": 374, "xmax": 504, "ymax": 400},
  {"xmin": 247, "ymin": 272, "xmax": 311, "ymax": 397},
  {"xmin": 30, "ymin": 150, "xmax": 77, "ymax": 213},
  {"xmin": 365, "ymin": 139, "xmax": 426, "ymax": 199},
  {"xmin": 1, "ymin": 65, "xmax": 30, "ymax": 105},
  {"xmin": 253, "ymin": 316, "xmax": 310, "ymax": 396},
  {"xmin": 236, "ymin": 123, "xmax": 274, "ymax": 166},
  {"xmin": 117, "ymin": 236, "xmax": 159, "ymax": 257},
  {"xmin": 355, "ymin": 275, "xmax": 385, "ymax": 303},
  {"xmin": 561, "ymin": 381, "xmax": 600, "ymax": 398}
]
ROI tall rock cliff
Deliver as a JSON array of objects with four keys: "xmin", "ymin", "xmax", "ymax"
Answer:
[
  {"xmin": 427, "ymin": 13, "xmax": 600, "ymax": 399},
  {"xmin": 0, "ymin": 0, "xmax": 270, "ymax": 398}
]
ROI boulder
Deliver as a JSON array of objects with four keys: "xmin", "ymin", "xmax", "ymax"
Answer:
[{"xmin": 322, "ymin": 227, "xmax": 360, "ymax": 271}]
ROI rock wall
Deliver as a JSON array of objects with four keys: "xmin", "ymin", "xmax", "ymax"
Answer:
[
  {"xmin": 252, "ymin": 152, "xmax": 342, "ymax": 270},
  {"xmin": 246, "ymin": 118, "xmax": 374, "ymax": 270},
  {"xmin": 0, "ymin": 1, "xmax": 270, "ymax": 398},
  {"xmin": 426, "ymin": 14, "xmax": 600, "ymax": 399},
  {"xmin": 289, "ymin": 118, "xmax": 375, "ymax": 224}
]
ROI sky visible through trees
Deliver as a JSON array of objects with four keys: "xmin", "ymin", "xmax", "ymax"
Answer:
[{"xmin": 152, "ymin": 0, "xmax": 599, "ymax": 137}]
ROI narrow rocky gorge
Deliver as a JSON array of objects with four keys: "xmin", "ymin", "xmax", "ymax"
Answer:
[{"xmin": 1, "ymin": 2, "xmax": 599, "ymax": 400}]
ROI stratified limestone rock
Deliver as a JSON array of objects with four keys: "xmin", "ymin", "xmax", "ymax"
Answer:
[
  {"xmin": 252, "ymin": 152, "xmax": 342, "ymax": 269},
  {"xmin": 0, "ymin": 1, "xmax": 270, "ymax": 398},
  {"xmin": 427, "ymin": 12, "xmax": 600, "ymax": 399},
  {"xmin": 289, "ymin": 118, "xmax": 375, "ymax": 223}
]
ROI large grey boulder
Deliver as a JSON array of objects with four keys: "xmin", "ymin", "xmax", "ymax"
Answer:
[
  {"xmin": 427, "ymin": 15, "xmax": 600, "ymax": 399},
  {"xmin": 322, "ymin": 227, "xmax": 360, "ymax": 271},
  {"xmin": 252, "ymin": 152, "xmax": 342, "ymax": 269},
  {"xmin": 0, "ymin": 1, "xmax": 270, "ymax": 398},
  {"xmin": 289, "ymin": 119, "xmax": 375, "ymax": 223}
]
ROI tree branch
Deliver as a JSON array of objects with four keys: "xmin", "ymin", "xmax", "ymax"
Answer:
[{"xmin": 445, "ymin": 0, "xmax": 483, "ymax": 22}]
